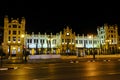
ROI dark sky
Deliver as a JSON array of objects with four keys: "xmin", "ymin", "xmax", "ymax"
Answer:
[{"xmin": 0, "ymin": 1, "xmax": 120, "ymax": 35}]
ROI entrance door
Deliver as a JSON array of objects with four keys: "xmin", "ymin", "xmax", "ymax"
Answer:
[{"xmin": 12, "ymin": 49, "xmax": 16, "ymax": 57}]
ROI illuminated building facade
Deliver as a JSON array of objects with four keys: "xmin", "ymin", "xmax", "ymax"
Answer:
[
  {"xmin": 2, "ymin": 16, "xmax": 120, "ymax": 57},
  {"xmin": 60, "ymin": 27, "xmax": 76, "ymax": 55},
  {"xmin": 24, "ymin": 32, "xmax": 61, "ymax": 55},
  {"xmin": 97, "ymin": 24, "xmax": 119, "ymax": 54},
  {"xmin": 2, "ymin": 16, "xmax": 25, "ymax": 57}
]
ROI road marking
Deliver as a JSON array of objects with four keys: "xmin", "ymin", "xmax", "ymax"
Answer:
[
  {"xmin": 23, "ymin": 67, "xmax": 34, "ymax": 69},
  {"xmin": 108, "ymin": 72, "xmax": 120, "ymax": 75},
  {"xmin": 0, "ymin": 68, "xmax": 8, "ymax": 70},
  {"xmin": 33, "ymin": 79, "xmax": 39, "ymax": 80}
]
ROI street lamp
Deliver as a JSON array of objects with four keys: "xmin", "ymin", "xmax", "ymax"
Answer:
[
  {"xmin": 40, "ymin": 40, "xmax": 44, "ymax": 54},
  {"xmin": 48, "ymin": 35, "xmax": 52, "ymax": 54},
  {"xmin": 21, "ymin": 34, "xmax": 27, "ymax": 62},
  {"xmin": 89, "ymin": 34, "xmax": 95, "ymax": 59},
  {"xmin": 105, "ymin": 40, "xmax": 111, "ymax": 54}
]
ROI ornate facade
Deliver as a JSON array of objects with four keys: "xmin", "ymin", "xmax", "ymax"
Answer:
[
  {"xmin": 3, "ymin": 16, "xmax": 25, "ymax": 57},
  {"xmin": 2, "ymin": 16, "xmax": 120, "ymax": 57},
  {"xmin": 97, "ymin": 24, "xmax": 119, "ymax": 54}
]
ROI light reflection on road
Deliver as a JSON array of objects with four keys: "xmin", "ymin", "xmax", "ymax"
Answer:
[{"xmin": 1, "ymin": 62, "xmax": 120, "ymax": 80}]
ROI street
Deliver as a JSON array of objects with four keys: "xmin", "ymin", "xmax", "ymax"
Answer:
[{"xmin": 1, "ymin": 59, "xmax": 120, "ymax": 80}]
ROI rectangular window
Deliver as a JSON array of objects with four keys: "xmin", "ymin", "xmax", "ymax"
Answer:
[
  {"xmin": 76, "ymin": 40, "xmax": 78, "ymax": 44},
  {"xmin": 13, "ymin": 36, "xmax": 16, "ymax": 41},
  {"xmin": 13, "ymin": 31, "xmax": 16, "ymax": 35},
  {"xmin": 34, "ymin": 39, "xmax": 38, "ymax": 43},
  {"xmin": 18, "ymin": 26, "xmax": 21, "ymax": 28},
  {"xmin": 54, "ymin": 39, "xmax": 56, "ymax": 44},
  {"xmin": 52, "ymin": 39, "xmax": 56, "ymax": 44},
  {"xmin": 30, "ymin": 39, "xmax": 32, "ymax": 43},
  {"xmin": 34, "ymin": 39, "xmax": 36, "ymax": 43},
  {"xmin": 36, "ymin": 39, "xmax": 38, "ymax": 43},
  {"xmin": 9, "ymin": 25, "xmax": 11, "ymax": 28},
  {"xmin": 79, "ymin": 40, "xmax": 83, "ymax": 44},
  {"xmin": 84, "ymin": 40, "xmax": 87, "ymax": 44},
  {"xmin": 62, "ymin": 39, "xmax": 64, "ymax": 42},
  {"xmin": 9, "ymin": 30, "xmax": 11, "ymax": 35},
  {"xmin": 18, "ymin": 37, "xmax": 20, "ymax": 41},
  {"xmin": 8, "ymin": 36, "xmax": 10, "ymax": 41},
  {"xmin": 89, "ymin": 40, "xmax": 92, "ymax": 44},
  {"xmin": 27, "ymin": 39, "xmax": 29, "ymax": 43},
  {"xmin": 18, "ymin": 31, "xmax": 20, "ymax": 34},
  {"xmin": 13, "ymin": 25, "xmax": 17, "ymax": 28},
  {"xmin": 43, "ymin": 39, "xmax": 44, "ymax": 43}
]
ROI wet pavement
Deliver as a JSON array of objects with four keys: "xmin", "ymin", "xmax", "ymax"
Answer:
[{"xmin": 1, "ymin": 58, "xmax": 120, "ymax": 80}]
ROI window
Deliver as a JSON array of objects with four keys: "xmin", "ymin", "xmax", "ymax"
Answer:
[
  {"xmin": 18, "ymin": 31, "xmax": 20, "ymax": 34},
  {"xmin": 30, "ymin": 39, "xmax": 32, "ymax": 43},
  {"xmin": 27, "ymin": 39, "xmax": 29, "ymax": 43},
  {"xmin": 52, "ymin": 39, "xmax": 56, "ymax": 44},
  {"xmin": 84, "ymin": 40, "xmax": 87, "ymax": 44},
  {"xmin": 36, "ymin": 39, "xmax": 38, "ymax": 43},
  {"xmin": 93, "ymin": 40, "xmax": 97, "ymax": 44},
  {"xmin": 9, "ymin": 25, "xmax": 11, "ymax": 28},
  {"xmin": 89, "ymin": 40, "xmax": 92, "ymax": 44},
  {"xmin": 79, "ymin": 40, "xmax": 83, "ymax": 44},
  {"xmin": 76, "ymin": 40, "xmax": 78, "ymax": 44},
  {"xmin": 13, "ymin": 25, "xmax": 17, "ymax": 28},
  {"xmin": 18, "ymin": 37, "xmax": 20, "ymax": 41},
  {"xmin": 62, "ymin": 39, "xmax": 64, "ymax": 42},
  {"xmin": 111, "ymin": 30, "xmax": 113, "ymax": 33},
  {"xmin": 40, "ymin": 39, "xmax": 42, "ymax": 43},
  {"xmin": 13, "ymin": 31, "xmax": 16, "ymax": 35},
  {"xmin": 34, "ymin": 39, "xmax": 38, "ymax": 43},
  {"xmin": 9, "ymin": 30, "xmax": 11, "ymax": 34},
  {"xmin": 111, "ymin": 35, "xmax": 113, "ymax": 38},
  {"xmin": 18, "ymin": 26, "xmax": 21, "ymax": 28},
  {"xmin": 40, "ymin": 39, "xmax": 44, "ymax": 44},
  {"xmin": 8, "ymin": 36, "xmax": 10, "ymax": 41},
  {"xmin": 13, "ymin": 37, "xmax": 16, "ymax": 41},
  {"xmin": 114, "ymin": 35, "xmax": 116, "ymax": 38}
]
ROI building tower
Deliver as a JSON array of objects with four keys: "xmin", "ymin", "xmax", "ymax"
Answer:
[
  {"xmin": 61, "ymin": 26, "xmax": 76, "ymax": 55},
  {"xmin": 97, "ymin": 23, "xmax": 119, "ymax": 54},
  {"xmin": 2, "ymin": 15, "xmax": 26, "ymax": 58}
]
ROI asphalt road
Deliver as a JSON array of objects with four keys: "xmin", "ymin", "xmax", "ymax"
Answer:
[{"xmin": 1, "ymin": 60, "xmax": 120, "ymax": 80}]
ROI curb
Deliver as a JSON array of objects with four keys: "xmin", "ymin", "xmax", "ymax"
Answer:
[{"xmin": 0, "ymin": 67, "xmax": 18, "ymax": 70}]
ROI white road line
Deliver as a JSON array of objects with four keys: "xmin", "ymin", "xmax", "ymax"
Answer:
[{"xmin": 23, "ymin": 67, "xmax": 34, "ymax": 69}]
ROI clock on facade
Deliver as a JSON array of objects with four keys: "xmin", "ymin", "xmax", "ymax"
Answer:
[{"xmin": 66, "ymin": 32, "xmax": 70, "ymax": 35}]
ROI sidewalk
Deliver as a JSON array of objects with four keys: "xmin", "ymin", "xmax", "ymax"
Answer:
[
  {"xmin": 1, "ymin": 54, "xmax": 120, "ymax": 64},
  {"xmin": 61, "ymin": 54, "xmax": 120, "ymax": 59}
]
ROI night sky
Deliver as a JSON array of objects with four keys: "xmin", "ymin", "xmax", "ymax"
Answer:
[{"xmin": 0, "ymin": 1, "xmax": 120, "ymax": 35}]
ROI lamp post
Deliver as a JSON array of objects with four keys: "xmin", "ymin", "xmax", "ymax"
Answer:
[
  {"xmin": 21, "ymin": 34, "xmax": 26, "ymax": 62},
  {"xmin": 47, "ymin": 39, "xmax": 50, "ymax": 54},
  {"xmin": 50, "ymin": 39, "xmax": 51, "ymax": 54},
  {"xmin": 48, "ymin": 35, "xmax": 52, "ymax": 54},
  {"xmin": 40, "ymin": 40, "xmax": 44, "ymax": 54},
  {"xmin": 105, "ymin": 40, "xmax": 111, "ymax": 54},
  {"xmin": 92, "ymin": 35, "xmax": 95, "ymax": 59},
  {"xmin": 36, "ymin": 43, "xmax": 38, "ymax": 54},
  {"xmin": 89, "ymin": 35, "xmax": 95, "ymax": 59}
]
